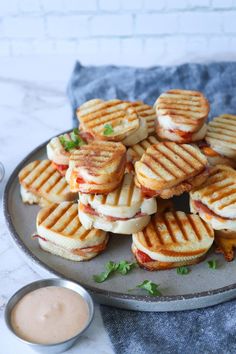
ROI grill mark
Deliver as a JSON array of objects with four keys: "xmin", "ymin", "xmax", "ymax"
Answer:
[
  {"xmin": 56, "ymin": 207, "xmax": 78, "ymax": 233},
  {"xmin": 155, "ymin": 144, "xmax": 190, "ymax": 175},
  {"xmin": 21, "ymin": 160, "xmax": 46, "ymax": 183},
  {"xmin": 80, "ymin": 228, "xmax": 92, "ymax": 241},
  {"xmin": 32, "ymin": 168, "xmax": 57, "ymax": 191},
  {"xmin": 146, "ymin": 152, "xmax": 179, "ymax": 179},
  {"xmin": 162, "ymin": 213, "xmax": 177, "ymax": 243},
  {"xmin": 199, "ymin": 218, "xmax": 213, "ymax": 237},
  {"xmin": 207, "ymin": 130, "xmax": 236, "ymax": 139},
  {"xmin": 54, "ymin": 180, "xmax": 70, "ymax": 196},
  {"xmin": 127, "ymin": 177, "xmax": 135, "ymax": 206},
  {"xmin": 66, "ymin": 217, "xmax": 81, "ymax": 236},
  {"xmin": 39, "ymin": 204, "xmax": 58, "ymax": 225},
  {"xmin": 165, "ymin": 144, "xmax": 195, "ymax": 170},
  {"xmin": 173, "ymin": 212, "xmax": 188, "ymax": 241},
  {"xmin": 186, "ymin": 214, "xmax": 201, "ymax": 241},
  {"xmin": 46, "ymin": 203, "xmax": 73, "ymax": 229},
  {"xmin": 208, "ymin": 183, "xmax": 235, "ymax": 202},
  {"xmin": 174, "ymin": 145, "xmax": 202, "ymax": 169},
  {"xmin": 180, "ymin": 144, "xmax": 205, "ymax": 166},
  {"xmin": 87, "ymin": 112, "xmax": 137, "ymax": 129},
  {"xmin": 143, "ymin": 159, "xmax": 164, "ymax": 180},
  {"xmin": 114, "ymin": 182, "xmax": 123, "ymax": 206},
  {"xmin": 81, "ymin": 101, "xmax": 123, "ymax": 123},
  {"xmin": 209, "ymin": 122, "xmax": 236, "ymax": 131},
  {"xmin": 143, "ymin": 228, "xmax": 153, "ymax": 247},
  {"xmin": 44, "ymin": 173, "xmax": 62, "ymax": 194},
  {"xmin": 219, "ymin": 196, "xmax": 236, "ymax": 209},
  {"xmin": 152, "ymin": 216, "xmax": 164, "ymax": 245},
  {"xmin": 101, "ymin": 194, "xmax": 107, "ymax": 205}
]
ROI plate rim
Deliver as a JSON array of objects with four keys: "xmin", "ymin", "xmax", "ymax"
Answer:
[{"xmin": 3, "ymin": 133, "xmax": 236, "ymax": 305}]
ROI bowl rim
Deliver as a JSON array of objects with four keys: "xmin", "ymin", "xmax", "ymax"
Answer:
[{"xmin": 4, "ymin": 278, "xmax": 95, "ymax": 347}]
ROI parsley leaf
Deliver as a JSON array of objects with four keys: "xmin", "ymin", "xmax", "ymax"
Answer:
[
  {"xmin": 103, "ymin": 124, "xmax": 114, "ymax": 136},
  {"xmin": 93, "ymin": 260, "xmax": 136, "ymax": 283},
  {"xmin": 117, "ymin": 261, "xmax": 137, "ymax": 275},
  {"xmin": 208, "ymin": 259, "xmax": 217, "ymax": 270},
  {"xmin": 176, "ymin": 266, "xmax": 190, "ymax": 275},
  {"xmin": 59, "ymin": 129, "xmax": 85, "ymax": 152},
  {"xmin": 137, "ymin": 280, "xmax": 162, "ymax": 296}
]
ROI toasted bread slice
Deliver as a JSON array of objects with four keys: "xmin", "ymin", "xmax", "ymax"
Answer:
[
  {"xmin": 36, "ymin": 202, "xmax": 108, "ymax": 261},
  {"xmin": 155, "ymin": 89, "xmax": 209, "ymax": 133},
  {"xmin": 67, "ymin": 141, "xmax": 126, "ymax": 193},
  {"xmin": 78, "ymin": 173, "xmax": 157, "ymax": 234},
  {"xmin": 132, "ymin": 211, "xmax": 214, "ymax": 270},
  {"xmin": 135, "ymin": 142, "xmax": 208, "ymax": 192},
  {"xmin": 127, "ymin": 136, "xmax": 159, "ymax": 165},
  {"xmin": 205, "ymin": 114, "xmax": 236, "ymax": 159},
  {"xmin": 19, "ymin": 160, "xmax": 77, "ymax": 206},
  {"xmin": 190, "ymin": 165, "xmax": 236, "ymax": 229},
  {"xmin": 47, "ymin": 131, "xmax": 86, "ymax": 166},
  {"xmin": 77, "ymin": 99, "xmax": 139, "ymax": 141}
]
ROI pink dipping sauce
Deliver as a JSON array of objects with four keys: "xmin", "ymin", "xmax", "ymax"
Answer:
[{"xmin": 11, "ymin": 286, "xmax": 89, "ymax": 344}]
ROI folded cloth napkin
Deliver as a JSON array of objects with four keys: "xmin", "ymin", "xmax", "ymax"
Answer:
[{"xmin": 67, "ymin": 61, "xmax": 236, "ymax": 354}]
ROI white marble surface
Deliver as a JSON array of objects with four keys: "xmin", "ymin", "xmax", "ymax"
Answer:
[{"xmin": 0, "ymin": 57, "xmax": 113, "ymax": 354}]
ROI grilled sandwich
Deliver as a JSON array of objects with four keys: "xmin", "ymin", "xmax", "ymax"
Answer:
[
  {"xmin": 35, "ymin": 202, "xmax": 109, "ymax": 261},
  {"xmin": 132, "ymin": 211, "xmax": 214, "ymax": 270},
  {"xmin": 78, "ymin": 173, "xmax": 157, "ymax": 234},
  {"xmin": 190, "ymin": 165, "xmax": 236, "ymax": 230},
  {"xmin": 46, "ymin": 130, "xmax": 86, "ymax": 175},
  {"xmin": 154, "ymin": 89, "xmax": 209, "ymax": 143},
  {"xmin": 19, "ymin": 160, "xmax": 77, "ymax": 207},
  {"xmin": 77, "ymin": 99, "xmax": 140, "ymax": 142},
  {"xmin": 201, "ymin": 114, "xmax": 236, "ymax": 168},
  {"xmin": 134, "ymin": 142, "xmax": 209, "ymax": 198},
  {"xmin": 66, "ymin": 141, "xmax": 126, "ymax": 194}
]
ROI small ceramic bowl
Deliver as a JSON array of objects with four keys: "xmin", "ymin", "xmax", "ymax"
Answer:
[{"xmin": 5, "ymin": 278, "xmax": 94, "ymax": 353}]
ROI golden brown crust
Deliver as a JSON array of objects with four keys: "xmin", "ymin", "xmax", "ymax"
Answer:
[{"xmin": 132, "ymin": 246, "xmax": 207, "ymax": 271}]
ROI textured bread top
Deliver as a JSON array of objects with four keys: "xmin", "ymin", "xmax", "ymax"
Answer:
[
  {"xmin": 206, "ymin": 114, "xmax": 236, "ymax": 158},
  {"xmin": 155, "ymin": 89, "xmax": 209, "ymax": 125},
  {"xmin": 77, "ymin": 98, "xmax": 139, "ymax": 141},
  {"xmin": 190, "ymin": 165, "xmax": 236, "ymax": 218},
  {"xmin": 127, "ymin": 101, "xmax": 156, "ymax": 134},
  {"xmin": 133, "ymin": 211, "xmax": 214, "ymax": 255},
  {"xmin": 135, "ymin": 142, "xmax": 207, "ymax": 190},
  {"xmin": 37, "ymin": 202, "xmax": 107, "ymax": 248},
  {"xmin": 18, "ymin": 160, "xmax": 76, "ymax": 203},
  {"xmin": 127, "ymin": 135, "xmax": 159, "ymax": 164},
  {"xmin": 69, "ymin": 141, "xmax": 126, "ymax": 184}
]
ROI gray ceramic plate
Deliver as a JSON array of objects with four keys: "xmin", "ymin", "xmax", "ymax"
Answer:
[{"xmin": 3, "ymin": 136, "xmax": 236, "ymax": 312}]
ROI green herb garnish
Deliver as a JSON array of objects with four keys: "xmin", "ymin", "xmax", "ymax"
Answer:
[
  {"xmin": 93, "ymin": 260, "xmax": 136, "ymax": 283},
  {"xmin": 136, "ymin": 280, "xmax": 162, "ymax": 297},
  {"xmin": 59, "ymin": 128, "xmax": 85, "ymax": 151},
  {"xmin": 176, "ymin": 266, "xmax": 190, "ymax": 275},
  {"xmin": 208, "ymin": 259, "xmax": 217, "ymax": 270},
  {"xmin": 103, "ymin": 124, "xmax": 114, "ymax": 136}
]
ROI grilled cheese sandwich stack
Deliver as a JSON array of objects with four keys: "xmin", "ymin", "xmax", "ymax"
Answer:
[
  {"xmin": 35, "ymin": 202, "xmax": 109, "ymax": 261},
  {"xmin": 19, "ymin": 160, "xmax": 77, "ymax": 207},
  {"xmin": 190, "ymin": 165, "xmax": 236, "ymax": 231},
  {"xmin": 132, "ymin": 211, "xmax": 214, "ymax": 270},
  {"xmin": 154, "ymin": 89, "xmax": 209, "ymax": 143},
  {"xmin": 201, "ymin": 114, "xmax": 236, "ymax": 168},
  {"xmin": 66, "ymin": 141, "xmax": 126, "ymax": 194},
  {"xmin": 46, "ymin": 131, "xmax": 86, "ymax": 175},
  {"xmin": 78, "ymin": 173, "xmax": 157, "ymax": 234},
  {"xmin": 76, "ymin": 99, "xmax": 151, "ymax": 146},
  {"xmin": 135, "ymin": 142, "xmax": 209, "ymax": 198}
]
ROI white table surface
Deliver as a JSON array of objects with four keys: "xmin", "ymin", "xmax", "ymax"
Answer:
[{"xmin": 0, "ymin": 56, "xmax": 113, "ymax": 354}]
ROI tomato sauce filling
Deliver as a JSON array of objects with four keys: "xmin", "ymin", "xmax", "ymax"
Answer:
[
  {"xmin": 51, "ymin": 162, "xmax": 68, "ymax": 175},
  {"xmin": 193, "ymin": 200, "xmax": 229, "ymax": 222}
]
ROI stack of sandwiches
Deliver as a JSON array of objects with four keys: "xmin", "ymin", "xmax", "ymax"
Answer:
[
  {"xmin": 200, "ymin": 114, "xmax": 236, "ymax": 168},
  {"xmin": 19, "ymin": 88, "xmax": 236, "ymax": 268},
  {"xmin": 154, "ymin": 89, "xmax": 209, "ymax": 143},
  {"xmin": 190, "ymin": 165, "xmax": 236, "ymax": 260}
]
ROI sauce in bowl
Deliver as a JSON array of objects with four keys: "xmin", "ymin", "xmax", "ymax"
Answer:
[{"xmin": 10, "ymin": 286, "xmax": 89, "ymax": 344}]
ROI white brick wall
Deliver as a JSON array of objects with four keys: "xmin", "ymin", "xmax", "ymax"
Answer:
[{"xmin": 0, "ymin": 0, "xmax": 236, "ymax": 66}]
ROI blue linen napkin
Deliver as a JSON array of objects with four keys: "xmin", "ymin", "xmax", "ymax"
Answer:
[{"xmin": 67, "ymin": 61, "xmax": 236, "ymax": 354}]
